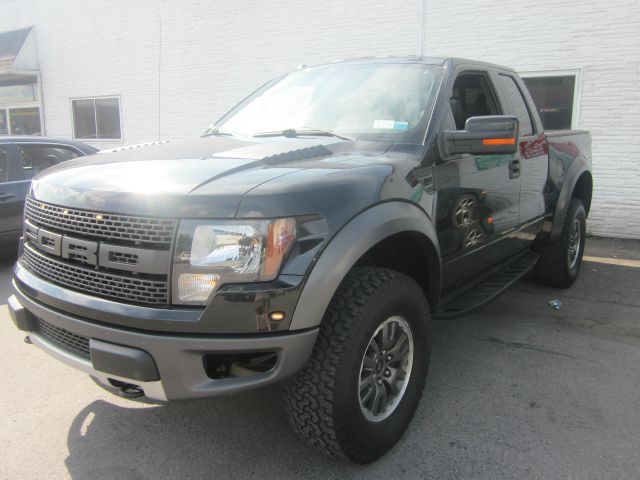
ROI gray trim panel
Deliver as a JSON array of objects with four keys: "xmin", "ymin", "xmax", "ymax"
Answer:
[
  {"xmin": 289, "ymin": 201, "xmax": 440, "ymax": 330},
  {"xmin": 11, "ymin": 288, "xmax": 318, "ymax": 400},
  {"xmin": 551, "ymin": 156, "xmax": 590, "ymax": 240}
]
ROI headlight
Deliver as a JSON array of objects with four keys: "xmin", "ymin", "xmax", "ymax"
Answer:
[{"xmin": 172, "ymin": 218, "xmax": 296, "ymax": 305}]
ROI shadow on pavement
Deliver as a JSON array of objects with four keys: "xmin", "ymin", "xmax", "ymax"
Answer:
[
  {"xmin": 62, "ymin": 262, "xmax": 640, "ymax": 479},
  {"xmin": 64, "ymin": 388, "xmax": 353, "ymax": 479},
  {"xmin": 0, "ymin": 252, "xmax": 17, "ymax": 304}
]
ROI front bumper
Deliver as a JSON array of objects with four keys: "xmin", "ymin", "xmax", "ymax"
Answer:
[{"xmin": 9, "ymin": 283, "xmax": 318, "ymax": 401}]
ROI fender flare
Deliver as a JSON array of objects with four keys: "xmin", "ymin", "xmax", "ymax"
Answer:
[
  {"xmin": 289, "ymin": 201, "xmax": 441, "ymax": 330},
  {"xmin": 550, "ymin": 156, "xmax": 591, "ymax": 240}
]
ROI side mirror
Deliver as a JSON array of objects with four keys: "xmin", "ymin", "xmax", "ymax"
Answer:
[{"xmin": 442, "ymin": 115, "xmax": 519, "ymax": 156}]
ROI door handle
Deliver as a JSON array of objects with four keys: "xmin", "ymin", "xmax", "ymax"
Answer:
[{"xmin": 509, "ymin": 159, "xmax": 521, "ymax": 179}]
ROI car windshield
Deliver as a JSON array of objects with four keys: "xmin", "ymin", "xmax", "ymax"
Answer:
[{"xmin": 215, "ymin": 62, "xmax": 443, "ymax": 143}]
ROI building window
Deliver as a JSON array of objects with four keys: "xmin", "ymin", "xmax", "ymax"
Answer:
[
  {"xmin": 71, "ymin": 96, "xmax": 122, "ymax": 140},
  {"xmin": 521, "ymin": 70, "xmax": 581, "ymax": 130},
  {"xmin": 0, "ymin": 83, "xmax": 43, "ymax": 135}
]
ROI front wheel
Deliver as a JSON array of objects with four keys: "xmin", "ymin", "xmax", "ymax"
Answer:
[{"xmin": 283, "ymin": 267, "xmax": 431, "ymax": 463}]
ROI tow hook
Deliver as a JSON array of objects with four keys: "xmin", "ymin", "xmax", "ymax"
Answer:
[{"xmin": 118, "ymin": 383, "xmax": 144, "ymax": 399}]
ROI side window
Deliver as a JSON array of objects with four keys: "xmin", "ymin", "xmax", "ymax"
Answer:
[
  {"xmin": 0, "ymin": 146, "xmax": 8, "ymax": 183},
  {"xmin": 18, "ymin": 145, "xmax": 80, "ymax": 179},
  {"xmin": 499, "ymin": 75, "xmax": 533, "ymax": 136},
  {"xmin": 449, "ymin": 73, "xmax": 501, "ymax": 130}
]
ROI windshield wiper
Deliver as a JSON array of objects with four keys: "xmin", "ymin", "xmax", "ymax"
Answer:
[
  {"xmin": 201, "ymin": 126, "xmax": 235, "ymax": 138},
  {"xmin": 253, "ymin": 128, "xmax": 354, "ymax": 141}
]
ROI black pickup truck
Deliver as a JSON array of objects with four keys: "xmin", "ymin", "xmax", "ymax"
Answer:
[{"xmin": 8, "ymin": 57, "xmax": 592, "ymax": 463}]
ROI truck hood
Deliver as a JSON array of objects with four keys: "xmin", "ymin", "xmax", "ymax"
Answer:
[{"xmin": 31, "ymin": 136, "xmax": 392, "ymax": 218}]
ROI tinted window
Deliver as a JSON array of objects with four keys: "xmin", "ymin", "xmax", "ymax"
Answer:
[
  {"xmin": 95, "ymin": 98, "xmax": 121, "ymax": 138},
  {"xmin": 500, "ymin": 75, "xmax": 533, "ymax": 136},
  {"xmin": 72, "ymin": 99, "xmax": 97, "ymax": 139},
  {"xmin": 522, "ymin": 75, "xmax": 575, "ymax": 130},
  {"xmin": 18, "ymin": 145, "xmax": 80, "ymax": 179},
  {"xmin": 449, "ymin": 73, "xmax": 501, "ymax": 130},
  {"xmin": 0, "ymin": 109, "xmax": 7, "ymax": 135},
  {"xmin": 0, "ymin": 146, "xmax": 7, "ymax": 183}
]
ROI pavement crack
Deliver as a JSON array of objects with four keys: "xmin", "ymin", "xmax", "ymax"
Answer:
[{"xmin": 476, "ymin": 336, "xmax": 581, "ymax": 359}]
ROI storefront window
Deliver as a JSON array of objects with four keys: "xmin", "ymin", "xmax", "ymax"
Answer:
[
  {"xmin": 0, "ymin": 106, "xmax": 41, "ymax": 135},
  {"xmin": 8, "ymin": 107, "xmax": 41, "ymax": 135},
  {"xmin": 0, "ymin": 82, "xmax": 42, "ymax": 136}
]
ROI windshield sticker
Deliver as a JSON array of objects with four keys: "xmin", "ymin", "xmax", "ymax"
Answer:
[
  {"xmin": 373, "ymin": 120, "xmax": 409, "ymax": 130},
  {"xmin": 373, "ymin": 120, "xmax": 395, "ymax": 129}
]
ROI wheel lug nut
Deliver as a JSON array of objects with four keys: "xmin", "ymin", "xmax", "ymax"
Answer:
[
  {"xmin": 377, "ymin": 379, "xmax": 382, "ymax": 385},
  {"xmin": 386, "ymin": 355, "xmax": 392, "ymax": 361},
  {"xmin": 384, "ymin": 369, "xmax": 391, "ymax": 377}
]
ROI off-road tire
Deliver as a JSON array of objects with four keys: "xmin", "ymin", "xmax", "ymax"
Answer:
[
  {"xmin": 283, "ymin": 267, "xmax": 431, "ymax": 463},
  {"xmin": 534, "ymin": 198, "xmax": 586, "ymax": 288}
]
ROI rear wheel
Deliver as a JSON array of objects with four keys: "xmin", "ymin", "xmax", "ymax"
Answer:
[
  {"xmin": 534, "ymin": 198, "xmax": 586, "ymax": 288},
  {"xmin": 283, "ymin": 267, "xmax": 431, "ymax": 463}
]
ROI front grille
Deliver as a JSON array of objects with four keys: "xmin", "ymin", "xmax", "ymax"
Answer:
[
  {"xmin": 25, "ymin": 196, "xmax": 176, "ymax": 245},
  {"xmin": 23, "ymin": 244, "xmax": 169, "ymax": 305},
  {"xmin": 35, "ymin": 317, "xmax": 90, "ymax": 359}
]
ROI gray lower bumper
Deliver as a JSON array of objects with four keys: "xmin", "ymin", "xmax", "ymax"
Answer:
[{"xmin": 9, "ymin": 283, "xmax": 318, "ymax": 401}]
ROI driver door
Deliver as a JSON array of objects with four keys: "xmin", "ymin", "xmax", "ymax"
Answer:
[{"xmin": 436, "ymin": 70, "xmax": 522, "ymax": 290}]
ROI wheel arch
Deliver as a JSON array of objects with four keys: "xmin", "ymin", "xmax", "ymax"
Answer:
[
  {"xmin": 289, "ymin": 202, "xmax": 441, "ymax": 331},
  {"xmin": 550, "ymin": 156, "xmax": 592, "ymax": 241},
  {"xmin": 572, "ymin": 170, "xmax": 593, "ymax": 216}
]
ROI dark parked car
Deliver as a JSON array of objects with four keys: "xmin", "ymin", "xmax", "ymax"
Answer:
[
  {"xmin": 0, "ymin": 136, "xmax": 97, "ymax": 252},
  {"xmin": 8, "ymin": 58, "xmax": 592, "ymax": 463}
]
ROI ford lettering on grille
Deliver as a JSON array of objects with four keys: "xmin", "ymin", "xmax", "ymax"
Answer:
[{"xmin": 25, "ymin": 220, "xmax": 170, "ymax": 275}]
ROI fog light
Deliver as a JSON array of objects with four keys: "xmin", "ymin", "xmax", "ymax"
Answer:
[{"xmin": 177, "ymin": 273, "xmax": 219, "ymax": 302}]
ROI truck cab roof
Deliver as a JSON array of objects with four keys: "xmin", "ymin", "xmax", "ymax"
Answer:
[{"xmin": 310, "ymin": 56, "xmax": 517, "ymax": 73}]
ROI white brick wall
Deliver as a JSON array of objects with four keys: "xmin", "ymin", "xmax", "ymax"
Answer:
[
  {"xmin": 422, "ymin": 0, "xmax": 640, "ymax": 239},
  {"xmin": 1, "ymin": 0, "xmax": 638, "ymax": 238}
]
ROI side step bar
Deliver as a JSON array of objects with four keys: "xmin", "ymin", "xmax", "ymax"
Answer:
[{"xmin": 433, "ymin": 251, "xmax": 539, "ymax": 319}]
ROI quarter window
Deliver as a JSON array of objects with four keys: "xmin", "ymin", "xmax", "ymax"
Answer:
[
  {"xmin": 71, "ymin": 97, "xmax": 121, "ymax": 140},
  {"xmin": 499, "ymin": 75, "xmax": 533, "ymax": 136}
]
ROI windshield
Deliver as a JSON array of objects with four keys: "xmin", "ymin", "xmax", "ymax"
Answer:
[{"xmin": 215, "ymin": 62, "xmax": 443, "ymax": 143}]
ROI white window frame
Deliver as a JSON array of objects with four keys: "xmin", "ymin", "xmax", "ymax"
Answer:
[
  {"xmin": 70, "ymin": 95, "xmax": 123, "ymax": 142},
  {"xmin": 519, "ymin": 69, "xmax": 582, "ymax": 130}
]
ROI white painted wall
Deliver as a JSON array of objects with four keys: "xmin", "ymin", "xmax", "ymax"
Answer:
[
  {"xmin": 0, "ymin": 0, "xmax": 638, "ymax": 237},
  {"xmin": 0, "ymin": 0, "xmax": 421, "ymax": 147},
  {"xmin": 422, "ymin": 0, "xmax": 640, "ymax": 238}
]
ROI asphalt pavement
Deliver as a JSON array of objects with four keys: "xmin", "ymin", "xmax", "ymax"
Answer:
[{"xmin": 1, "ymin": 237, "xmax": 639, "ymax": 479}]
